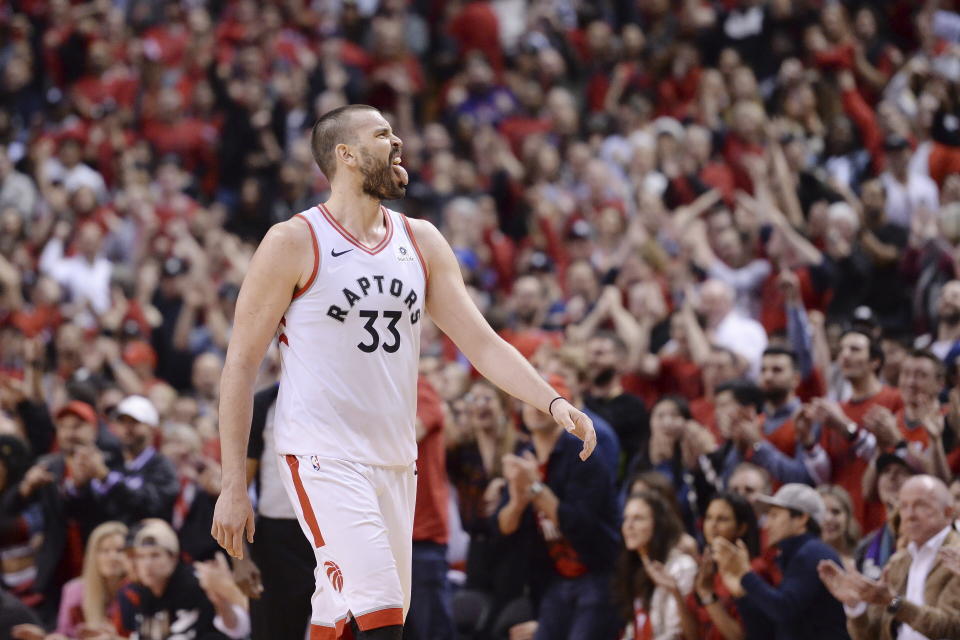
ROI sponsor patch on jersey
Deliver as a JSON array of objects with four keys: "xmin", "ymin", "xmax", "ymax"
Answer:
[{"xmin": 396, "ymin": 245, "xmax": 415, "ymax": 262}]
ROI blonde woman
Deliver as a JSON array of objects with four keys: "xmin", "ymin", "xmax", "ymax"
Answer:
[
  {"xmin": 56, "ymin": 521, "xmax": 130, "ymax": 637},
  {"xmin": 817, "ymin": 485, "xmax": 861, "ymax": 567}
]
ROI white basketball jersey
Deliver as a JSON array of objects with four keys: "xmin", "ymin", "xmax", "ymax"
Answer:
[{"xmin": 273, "ymin": 204, "xmax": 426, "ymax": 466}]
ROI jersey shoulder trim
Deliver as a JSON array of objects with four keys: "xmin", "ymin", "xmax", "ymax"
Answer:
[
  {"xmin": 400, "ymin": 214, "xmax": 429, "ymax": 285},
  {"xmin": 292, "ymin": 213, "xmax": 320, "ymax": 300},
  {"xmin": 317, "ymin": 204, "xmax": 394, "ymax": 255}
]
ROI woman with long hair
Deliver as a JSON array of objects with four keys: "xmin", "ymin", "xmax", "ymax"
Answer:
[
  {"xmin": 56, "ymin": 521, "xmax": 130, "ymax": 637},
  {"xmin": 645, "ymin": 396, "xmax": 716, "ymax": 533},
  {"xmin": 626, "ymin": 471, "xmax": 700, "ymax": 559},
  {"xmin": 818, "ymin": 485, "xmax": 860, "ymax": 566},
  {"xmin": 614, "ymin": 491, "xmax": 697, "ymax": 639},
  {"xmin": 446, "ymin": 380, "xmax": 518, "ymax": 533},
  {"xmin": 680, "ymin": 492, "xmax": 764, "ymax": 640}
]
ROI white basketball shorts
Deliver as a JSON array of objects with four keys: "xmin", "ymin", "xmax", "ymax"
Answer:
[{"xmin": 278, "ymin": 454, "xmax": 417, "ymax": 639}]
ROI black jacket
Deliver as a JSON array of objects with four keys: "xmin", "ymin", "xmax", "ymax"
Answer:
[
  {"xmin": 117, "ymin": 563, "xmax": 229, "ymax": 640},
  {"xmin": 1, "ymin": 453, "xmax": 77, "ymax": 606},
  {"xmin": 738, "ymin": 533, "xmax": 851, "ymax": 640},
  {"xmin": 67, "ymin": 447, "xmax": 179, "ymax": 526},
  {"xmin": 495, "ymin": 431, "xmax": 619, "ymax": 604}
]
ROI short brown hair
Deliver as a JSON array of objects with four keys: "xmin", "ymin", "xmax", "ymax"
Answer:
[{"xmin": 310, "ymin": 104, "xmax": 379, "ymax": 180}]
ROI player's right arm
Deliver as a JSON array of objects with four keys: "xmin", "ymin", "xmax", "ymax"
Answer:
[{"xmin": 212, "ymin": 218, "xmax": 314, "ymax": 559}]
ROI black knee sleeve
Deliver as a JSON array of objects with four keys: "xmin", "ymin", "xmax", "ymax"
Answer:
[{"xmin": 358, "ymin": 624, "xmax": 403, "ymax": 640}]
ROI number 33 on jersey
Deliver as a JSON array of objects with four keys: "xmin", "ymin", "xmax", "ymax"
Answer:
[{"xmin": 273, "ymin": 204, "xmax": 426, "ymax": 467}]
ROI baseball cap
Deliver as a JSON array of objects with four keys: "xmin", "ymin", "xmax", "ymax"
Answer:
[
  {"xmin": 116, "ymin": 395, "xmax": 159, "ymax": 428},
  {"xmin": 162, "ymin": 256, "xmax": 189, "ymax": 278},
  {"xmin": 755, "ymin": 483, "xmax": 826, "ymax": 525},
  {"xmin": 883, "ymin": 134, "xmax": 910, "ymax": 152},
  {"xmin": 123, "ymin": 341, "xmax": 157, "ymax": 369},
  {"xmin": 55, "ymin": 401, "xmax": 97, "ymax": 425},
  {"xmin": 132, "ymin": 519, "xmax": 179, "ymax": 556},
  {"xmin": 876, "ymin": 451, "xmax": 920, "ymax": 476},
  {"xmin": 566, "ymin": 219, "xmax": 592, "ymax": 241},
  {"xmin": 545, "ymin": 374, "xmax": 572, "ymax": 402}
]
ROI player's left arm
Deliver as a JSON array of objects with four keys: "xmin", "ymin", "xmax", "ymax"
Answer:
[{"xmin": 408, "ymin": 218, "xmax": 596, "ymax": 460}]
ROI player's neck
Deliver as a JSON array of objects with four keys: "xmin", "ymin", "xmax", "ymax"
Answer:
[{"xmin": 323, "ymin": 188, "xmax": 385, "ymax": 241}]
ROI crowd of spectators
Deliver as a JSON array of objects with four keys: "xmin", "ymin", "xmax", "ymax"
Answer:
[{"xmin": 3, "ymin": 0, "xmax": 960, "ymax": 638}]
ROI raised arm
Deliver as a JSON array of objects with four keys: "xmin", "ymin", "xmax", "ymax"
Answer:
[
  {"xmin": 410, "ymin": 218, "xmax": 597, "ymax": 460},
  {"xmin": 212, "ymin": 218, "xmax": 314, "ymax": 558}
]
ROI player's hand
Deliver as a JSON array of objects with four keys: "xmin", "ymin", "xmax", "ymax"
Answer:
[
  {"xmin": 211, "ymin": 485, "xmax": 255, "ymax": 559},
  {"xmin": 549, "ymin": 399, "xmax": 596, "ymax": 461}
]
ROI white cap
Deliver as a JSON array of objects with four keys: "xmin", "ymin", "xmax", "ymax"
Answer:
[
  {"xmin": 755, "ymin": 483, "xmax": 826, "ymax": 525},
  {"xmin": 116, "ymin": 395, "xmax": 159, "ymax": 428}
]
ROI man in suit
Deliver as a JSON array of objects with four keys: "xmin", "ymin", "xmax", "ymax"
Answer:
[{"xmin": 819, "ymin": 474, "xmax": 960, "ymax": 640}]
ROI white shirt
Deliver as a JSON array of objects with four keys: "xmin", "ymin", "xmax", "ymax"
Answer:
[
  {"xmin": 844, "ymin": 525, "xmax": 952, "ymax": 640},
  {"xmin": 708, "ymin": 259, "xmax": 772, "ymax": 319},
  {"xmin": 44, "ymin": 158, "xmax": 107, "ymax": 200},
  {"xmin": 712, "ymin": 311, "xmax": 768, "ymax": 379},
  {"xmin": 880, "ymin": 171, "xmax": 939, "ymax": 228},
  {"xmin": 39, "ymin": 238, "xmax": 112, "ymax": 322}
]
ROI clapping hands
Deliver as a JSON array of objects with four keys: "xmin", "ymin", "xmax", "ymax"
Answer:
[{"xmin": 817, "ymin": 559, "xmax": 895, "ymax": 608}]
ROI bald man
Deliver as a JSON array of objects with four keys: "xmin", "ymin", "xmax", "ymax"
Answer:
[{"xmin": 819, "ymin": 475, "xmax": 960, "ymax": 640}]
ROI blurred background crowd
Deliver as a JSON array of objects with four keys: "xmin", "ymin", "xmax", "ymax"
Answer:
[{"xmin": 2, "ymin": 0, "xmax": 960, "ymax": 638}]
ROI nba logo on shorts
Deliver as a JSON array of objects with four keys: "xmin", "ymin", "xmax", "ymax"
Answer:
[
  {"xmin": 310, "ymin": 456, "xmax": 321, "ymax": 472},
  {"xmin": 396, "ymin": 245, "xmax": 414, "ymax": 262},
  {"xmin": 324, "ymin": 560, "xmax": 344, "ymax": 592}
]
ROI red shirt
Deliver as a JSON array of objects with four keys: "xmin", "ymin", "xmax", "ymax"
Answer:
[
  {"xmin": 690, "ymin": 397, "xmax": 716, "ymax": 436},
  {"xmin": 413, "ymin": 378, "xmax": 449, "ymax": 544},
  {"xmin": 499, "ymin": 328, "xmax": 563, "ymax": 361},
  {"xmin": 686, "ymin": 556, "xmax": 779, "ymax": 640},
  {"xmin": 765, "ymin": 417, "xmax": 797, "ymax": 458},
  {"xmin": 823, "ymin": 386, "xmax": 902, "ymax": 531},
  {"xmin": 447, "ymin": 2, "xmax": 503, "ymax": 74}
]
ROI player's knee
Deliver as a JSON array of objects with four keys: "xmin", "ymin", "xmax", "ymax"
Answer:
[{"xmin": 359, "ymin": 624, "xmax": 403, "ymax": 640}]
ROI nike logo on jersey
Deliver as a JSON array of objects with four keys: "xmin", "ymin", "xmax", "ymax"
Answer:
[{"xmin": 331, "ymin": 248, "xmax": 353, "ymax": 257}]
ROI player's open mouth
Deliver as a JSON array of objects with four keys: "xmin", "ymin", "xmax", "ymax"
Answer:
[{"xmin": 391, "ymin": 155, "xmax": 408, "ymax": 187}]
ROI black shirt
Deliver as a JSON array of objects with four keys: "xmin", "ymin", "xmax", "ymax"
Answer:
[
  {"xmin": 495, "ymin": 432, "xmax": 619, "ymax": 604},
  {"xmin": 584, "ymin": 392, "xmax": 650, "ymax": 472},
  {"xmin": 117, "ymin": 563, "xmax": 228, "ymax": 640}
]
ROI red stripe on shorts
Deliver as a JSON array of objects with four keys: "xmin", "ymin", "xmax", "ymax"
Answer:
[
  {"xmin": 309, "ymin": 624, "xmax": 336, "ymax": 639},
  {"xmin": 285, "ymin": 455, "xmax": 325, "ymax": 548},
  {"xmin": 355, "ymin": 607, "xmax": 403, "ymax": 631}
]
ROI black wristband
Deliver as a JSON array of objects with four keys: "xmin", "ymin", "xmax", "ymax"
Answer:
[{"xmin": 547, "ymin": 396, "xmax": 564, "ymax": 417}]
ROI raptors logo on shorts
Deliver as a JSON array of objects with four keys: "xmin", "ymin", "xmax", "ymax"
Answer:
[{"xmin": 324, "ymin": 560, "xmax": 344, "ymax": 592}]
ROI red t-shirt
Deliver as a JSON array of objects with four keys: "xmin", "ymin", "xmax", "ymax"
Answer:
[
  {"xmin": 413, "ymin": 378, "xmax": 449, "ymax": 544},
  {"xmin": 499, "ymin": 329, "xmax": 563, "ymax": 361},
  {"xmin": 765, "ymin": 418, "xmax": 797, "ymax": 457},
  {"xmin": 690, "ymin": 397, "xmax": 716, "ymax": 436},
  {"xmin": 823, "ymin": 386, "xmax": 903, "ymax": 531}
]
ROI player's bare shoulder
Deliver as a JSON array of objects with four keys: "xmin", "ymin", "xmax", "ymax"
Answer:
[
  {"xmin": 252, "ymin": 217, "xmax": 318, "ymax": 294},
  {"xmin": 402, "ymin": 217, "xmax": 447, "ymax": 265}
]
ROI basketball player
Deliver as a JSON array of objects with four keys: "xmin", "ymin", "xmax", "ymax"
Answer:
[{"xmin": 211, "ymin": 105, "xmax": 597, "ymax": 640}]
